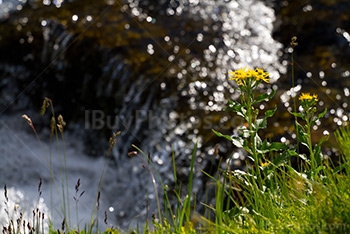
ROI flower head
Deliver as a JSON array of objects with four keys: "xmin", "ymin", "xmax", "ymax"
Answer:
[
  {"xmin": 255, "ymin": 68, "xmax": 270, "ymax": 83},
  {"xmin": 299, "ymin": 93, "xmax": 318, "ymax": 110},
  {"xmin": 229, "ymin": 67, "xmax": 270, "ymax": 85},
  {"xmin": 299, "ymin": 93, "xmax": 318, "ymax": 102},
  {"xmin": 229, "ymin": 67, "xmax": 248, "ymax": 85}
]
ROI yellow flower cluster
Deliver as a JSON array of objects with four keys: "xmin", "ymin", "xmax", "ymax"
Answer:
[
  {"xmin": 229, "ymin": 67, "xmax": 270, "ymax": 85},
  {"xmin": 299, "ymin": 93, "xmax": 318, "ymax": 101}
]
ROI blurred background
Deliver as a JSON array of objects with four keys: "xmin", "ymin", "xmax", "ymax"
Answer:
[{"xmin": 0, "ymin": 0, "xmax": 349, "ymax": 230}]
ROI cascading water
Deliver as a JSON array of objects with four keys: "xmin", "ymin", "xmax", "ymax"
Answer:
[{"xmin": 0, "ymin": 0, "xmax": 286, "ymax": 230}]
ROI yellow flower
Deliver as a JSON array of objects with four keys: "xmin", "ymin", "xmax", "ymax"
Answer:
[
  {"xmin": 229, "ymin": 67, "xmax": 248, "ymax": 85},
  {"xmin": 299, "ymin": 93, "xmax": 318, "ymax": 101},
  {"xmin": 246, "ymin": 68, "xmax": 257, "ymax": 78},
  {"xmin": 261, "ymin": 161, "xmax": 270, "ymax": 167},
  {"xmin": 229, "ymin": 67, "xmax": 270, "ymax": 85},
  {"xmin": 255, "ymin": 68, "xmax": 270, "ymax": 83}
]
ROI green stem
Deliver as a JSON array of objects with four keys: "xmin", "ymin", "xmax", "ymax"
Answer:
[
  {"xmin": 305, "ymin": 110, "xmax": 316, "ymax": 173},
  {"xmin": 76, "ymin": 201, "xmax": 79, "ymax": 232},
  {"xmin": 89, "ymin": 149, "xmax": 112, "ymax": 233},
  {"xmin": 132, "ymin": 145, "xmax": 165, "ymax": 230},
  {"xmin": 246, "ymin": 86, "xmax": 262, "ymax": 188},
  {"xmin": 50, "ymin": 107, "xmax": 67, "ymax": 223},
  {"xmin": 31, "ymin": 120, "xmax": 63, "ymax": 222},
  {"xmin": 135, "ymin": 154, "xmax": 163, "ymax": 233},
  {"xmin": 60, "ymin": 133, "xmax": 71, "ymax": 228},
  {"xmin": 291, "ymin": 52, "xmax": 297, "ymax": 114},
  {"xmin": 291, "ymin": 52, "xmax": 300, "ymax": 154},
  {"xmin": 49, "ymin": 136, "xmax": 53, "ymax": 220}
]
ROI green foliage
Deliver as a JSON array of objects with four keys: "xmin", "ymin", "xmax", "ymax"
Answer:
[
  {"xmin": 208, "ymin": 65, "xmax": 348, "ymax": 233},
  {"xmin": 290, "ymin": 96, "xmax": 328, "ymax": 178},
  {"xmin": 335, "ymin": 126, "xmax": 350, "ymax": 157},
  {"xmin": 213, "ymin": 74, "xmax": 285, "ymax": 191}
]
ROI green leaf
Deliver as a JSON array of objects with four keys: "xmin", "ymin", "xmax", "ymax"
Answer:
[
  {"xmin": 287, "ymin": 149, "xmax": 298, "ymax": 157},
  {"xmin": 225, "ymin": 100, "xmax": 241, "ymax": 113},
  {"xmin": 241, "ymin": 129, "xmax": 250, "ymax": 138},
  {"xmin": 333, "ymin": 163, "xmax": 346, "ymax": 174},
  {"xmin": 289, "ymin": 111, "xmax": 304, "ymax": 119},
  {"xmin": 257, "ymin": 153, "xmax": 265, "ymax": 161},
  {"xmin": 313, "ymin": 135, "xmax": 329, "ymax": 166},
  {"xmin": 255, "ymin": 93, "xmax": 270, "ymax": 103},
  {"xmin": 258, "ymin": 141, "xmax": 288, "ymax": 154},
  {"xmin": 316, "ymin": 108, "xmax": 327, "ymax": 120},
  {"xmin": 269, "ymin": 142, "xmax": 289, "ymax": 151},
  {"xmin": 265, "ymin": 106, "xmax": 277, "ymax": 118},
  {"xmin": 243, "ymin": 139, "xmax": 252, "ymax": 154},
  {"xmin": 263, "ymin": 165, "xmax": 275, "ymax": 178},
  {"xmin": 311, "ymin": 108, "xmax": 327, "ymax": 125},
  {"xmin": 236, "ymin": 107, "xmax": 247, "ymax": 119},
  {"xmin": 259, "ymin": 140, "xmax": 268, "ymax": 153},
  {"xmin": 254, "ymin": 88, "xmax": 276, "ymax": 104},
  {"xmin": 295, "ymin": 121, "xmax": 306, "ymax": 133},
  {"xmin": 212, "ymin": 129, "xmax": 245, "ymax": 148},
  {"xmin": 286, "ymin": 164, "xmax": 298, "ymax": 174},
  {"xmin": 302, "ymin": 142, "xmax": 310, "ymax": 150},
  {"xmin": 247, "ymin": 155, "xmax": 255, "ymax": 162},
  {"xmin": 256, "ymin": 118, "xmax": 267, "ymax": 129},
  {"xmin": 318, "ymin": 134, "xmax": 329, "ymax": 146},
  {"xmin": 297, "ymin": 153, "xmax": 310, "ymax": 163},
  {"xmin": 232, "ymin": 136, "xmax": 245, "ymax": 148},
  {"xmin": 186, "ymin": 142, "xmax": 197, "ymax": 223},
  {"xmin": 212, "ymin": 129, "xmax": 232, "ymax": 141},
  {"xmin": 335, "ymin": 126, "xmax": 350, "ymax": 156},
  {"xmin": 313, "ymin": 145, "xmax": 322, "ymax": 165},
  {"xmin": 262, "ymin": 142, "xmax": 288, "ymax": 152},
  {"xmin": 255, "ymin": 106, "xmax": 277, "ymax": 130},
  {"xmin": 286, "ymin": 165, "xmax": 309, "ymax": 179},
  {"xmin": 272, "ymin": 149, "xmax": 296, "ymax": 167},
  {"xmin": 295, "ymin": 121, "xmax": 308, "ymax": 145},
  {"xmin": 314, "ymin": 166, "xmax": 325, "ymax": 177},
  {"xmin": 254, "ymin": 134, "xmax": 262, "ymax": 149}
]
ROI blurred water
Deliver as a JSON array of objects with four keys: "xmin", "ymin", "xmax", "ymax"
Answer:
[
  {"xmin": 0, "ymin": 115, "xmax": 112, "ymax": 231},
  {"xmin": 0, "ymin": 0, "xmax": 23, "ymax": 19}
]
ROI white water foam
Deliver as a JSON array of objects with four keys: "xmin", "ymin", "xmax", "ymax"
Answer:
[{"xmin": 0, "ymin": 114, "xmax": 115, "ymax": 231}]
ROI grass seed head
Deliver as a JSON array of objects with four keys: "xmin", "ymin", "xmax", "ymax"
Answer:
[
  {"xmin": 214, "ymin": 144, "xmax": 219, "ymax": 158},
  {"xmin": 41, "ymin": 98, "xmax": 51, "ymax": 116},
  {"xmin": 75, "ymin": 178, "xmax": 81, "ymax": 193},
  {"xmin": 38, "ymin": 177, "xmax": 42, "ymax": 196},
  {"xmin": 50, "ymin": 116, "xmax": 55, "ymax": 138},
  {"xmin": 128, "ymin": 151, "xmax": 138, "ymax": 157},
  {"xmin": 97, "ymin": 191, "xmax": 101, "ymax": 210},
  {"xmin": 108, "ymin": 131, "xmax": 120, "ymax": 154},
  {"xmin": 61, "ymin": 218, "xmax": 65, "ymax": 231},
  {"xmin": 22, "ymin": 115, "xmax": 33, "ymax": 128},
  {"xmin": 57, "ymin": 115, "xmax": 66, "ymax": 133},
  {"xmin": 4, "ymin": 184, "xmax": 8, "ymax": 202},
  {"xmin": 290, "ymin": 36, "xmax": 298, "ymax": 48},
  {"xmin": 104, "ymin": 211, "xmax": 108, "ymax": 225}
]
